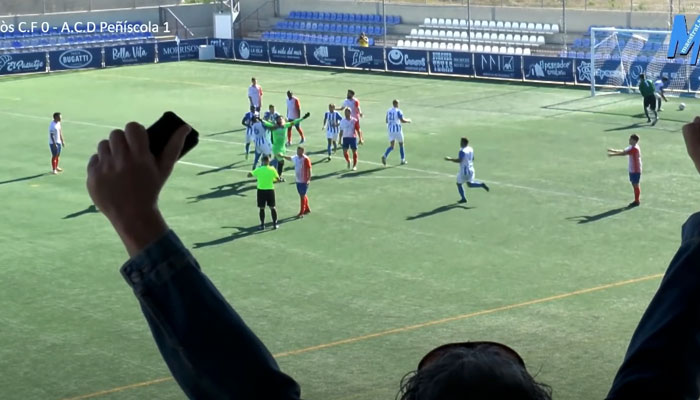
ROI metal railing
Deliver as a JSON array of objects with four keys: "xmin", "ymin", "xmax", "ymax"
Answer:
[
  {"xmin": 235, "ymin": 0, "xmax": 275, "ymax": 38},
  {"xmin": 161, "ymin": 6, "xmax": 195, "ymax": 38},
  {"xmin": 349, "ymin": 0, "xmax": 697, "ymax": 12}
]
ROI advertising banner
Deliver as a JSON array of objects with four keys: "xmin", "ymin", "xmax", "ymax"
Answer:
[
  {"xmin": 474, "ymin": 53, "xmax": 522, "ymax": 79},
  {"xmin": 209, "ymin": 38, "xmax": 233, "ymax": 59},
  {"xmin": 234, "ymin": 40, "xmax": 268, "ymax": 62},
  {"xmin": 0, "ymin": 52, "xmax": 46, "ymax": 75},
  {"xmin": 523, "ymin": 56, "xmax": 575, "ymax": 83},
  {"xmin": 269, "ymin": 42, "xmax": 306, "ymax": 64},
  {"xmin": 344, "ymin": 46, "xmax": 385, "ymax": 70},
  {"xmin": 386, "ymin": 48, "xmax": 428, "ymax": 73},
  {"xmin": 49, "ymin": 48, "xmax": 102, "ymax": 71},
  {"xmin": 157, "ymin": 39, "xmax": 207, "ymax": 62},
  {"xmin": 104, "ymin": 43, "xmax": 156, "ymax": 66},
  {"xmin": 429, "ymin": 51, "xmax": 473, "ymax": 75},
  {"xmin": 306, "ymin": 44, "xmax": 344, "ymax": 67}
]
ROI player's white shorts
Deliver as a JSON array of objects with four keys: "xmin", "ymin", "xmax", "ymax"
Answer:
[
  {"xmin": 256, "ymin": 142, "xmax": 272, "ymax": 156},
  {"xmin": 654, "ymin": 92, "xmax": 662, "ymax": 100},
  {"xmin": 457, "ymin": 167, "xmax": 475, "ymax": 184},
  {"xmin": 388, "ymin": 130, "xmax": 404, "ymax": 143},
  {"xmin": 326, "ymin": 129, "xmax": 339, "ymax": 140}
]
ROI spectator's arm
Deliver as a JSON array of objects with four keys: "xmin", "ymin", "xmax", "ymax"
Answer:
[
  {"xmin": 121, "ymin": 231, "xmax": 302, "ymax": 399},
  {"xmin": 86, "ymin": 122, "xmax": 300, "ymax": 400},
  {"xmin": 606, "ymin": 215, "xmax": 700, "ymax": 399}
]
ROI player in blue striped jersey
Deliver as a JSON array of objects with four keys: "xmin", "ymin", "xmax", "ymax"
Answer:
[
  {"xmin": 382, "ymin": 99, "xmax": 411, "ymax": 166},
  {"xmin": 322, "ymin": 103, "xmax": 343, "ymax": 159},
  {"xmin": 241, "ymin": 105, "xmax": 257, "ymax": 160},
  {"xmin": 251, "ymin": 115, "xmax": 272, "ymax": 169},
  {"xmin": 263, "ymin": 104, "xmax": 279, "ymax": 126}
]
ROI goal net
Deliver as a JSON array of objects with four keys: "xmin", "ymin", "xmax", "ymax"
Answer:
[{"xmin": 589, "ymin": 27, "xmax": 689, "ymax": 96}]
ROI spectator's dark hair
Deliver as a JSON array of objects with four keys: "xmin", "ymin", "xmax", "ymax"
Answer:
[
  {"xmin": 639, "ymin": 73, "xmax": 645, "ymax": 80},
  {"xmin": 461, "ymin": 137, "xmax": 469, "ymax": 145},
  {"xmin": 53, "ymin": 112, "xmax": 61, "ymax": 120},
  {"xmin": 630, "ymin": 134, "xmax": 640, "ymax": 142},
  {"xmin": 662, "ymin": 76, "xmax": 669, "ymax": 82},
  {"xmin": 397, "ymin": 348, "xmax": 552, "ymax": 400}
]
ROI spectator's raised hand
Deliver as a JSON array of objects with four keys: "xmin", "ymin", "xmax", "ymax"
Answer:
[{"xmin": 86, "ymin": 122, "xmax": 190, "ymax": 256}]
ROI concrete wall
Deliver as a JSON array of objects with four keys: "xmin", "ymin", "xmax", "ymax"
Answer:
[
  {"xmin": 277, "ymin": 0, "xmax": 696, "ymax": 33},
  {"xmin": 167, "ymin": 3, "xmax": 217, "ymax": 37}
]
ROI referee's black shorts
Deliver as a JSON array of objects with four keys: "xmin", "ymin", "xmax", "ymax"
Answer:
[
  {"xmin": 644, "ymin": 95, "xmax": 656, "ymax": 110},
  {"xmin": 257, "ymin": 189, "xmax": 276, "ymax": 208}
]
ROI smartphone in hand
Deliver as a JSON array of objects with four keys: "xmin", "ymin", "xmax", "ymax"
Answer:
[{"xmin": 147, "ymin": 111, "xmax": 199, "ymax": 158}]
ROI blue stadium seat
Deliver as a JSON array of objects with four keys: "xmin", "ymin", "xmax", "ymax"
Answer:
[
  {"xmin": 369, "ymin": 37, "xmax": 375, "ymax": 45},
  {"xmin": 312, "ymin": 12, "xmax": 320, "ymax": 20},
  {"xmin": 329, "ymin": 12, "xmax": 338, "ymax": 21},
  {"xmin": 334, "ymin": 36, "xmax": 342, "ymax": 44},
  {"xmin": 288, "ymin": 11, "xmax": 297, "ymax": 19},
  {"xmin": 322, "ymin": 12, "xmax": 330, "ymax": 20},
  {"xmin": 322, "ymin": 23, "xmax": 330, "ymax": 32},
  {"xmin": 311, "ymin": 23, "xmax": 317, "ymax": 31}
]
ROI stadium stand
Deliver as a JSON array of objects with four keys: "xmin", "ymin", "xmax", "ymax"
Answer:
[
  {"xmin": 398, "ymin": 18, "xmax": 558, "ymax": 53},
  {"xmin": 262, "ymin": 11, "xmax": 401, "ymax": 46},
  {"xmin": 0, "ymin": 21, "xmax": 154, "ymax": 53}
]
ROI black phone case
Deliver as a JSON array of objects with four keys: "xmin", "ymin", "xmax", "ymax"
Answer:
[{"xmin": 147, "ymin": 111, "xmax": 199, "ymax": 158}]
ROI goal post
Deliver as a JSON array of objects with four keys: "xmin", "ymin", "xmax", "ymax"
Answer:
[{"xmin": 590, "ymin": 27, "xmax": 688, "ymax": 97}]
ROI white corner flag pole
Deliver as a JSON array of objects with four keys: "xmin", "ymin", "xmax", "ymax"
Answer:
[{"xmin": 176, "ymin": 34, "xmax": 181, "ymax": 62}]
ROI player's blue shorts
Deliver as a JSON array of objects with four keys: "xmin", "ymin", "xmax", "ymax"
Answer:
[
  {"xmin": 50, "ymin": 143, "xmax": 62, "ymax": 156},
  {"xmin": 342, "ymin": 137, "xmax": 357, "ymax": 150},
  {"xmin": 629, "ymin": 172, "xmax": 641, "ymax": 184},
  {"xmin": 296, "ymin": 182, "xmax": 309, "ymax": 196}
]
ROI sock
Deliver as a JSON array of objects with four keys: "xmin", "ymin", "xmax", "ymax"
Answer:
[
  {"xmin": 399, "ymin": 145, "xmax": 405, "ymax": 160},
  {"xmin": 299, "ymin": 197, "xmax": 305, "ymax": 214},
  {"xmin": 277, "ymin": 160, "xmax": 284, "ymax": 176},
  {"xmin": 467, "ymin": 181, "xmax": 486, "ymax": 188},
  {"xmin": 353, "ymin": 152, "xmax": 358, "ymax": 167},
  {"xmin": 259, "ymin": 209, "xmax": 265, "ymax": 225},
  {"xmin": 644, "ymin": 108, "xmax": 650, "ymax": 120},
  {"xmin": 384, "ymin": 146, "xmax": 393, "ymax": 158},
  {"xmin": 327, "ymin": 143, "xmax": 332, "ymax": 156},
  {"xmin": 287, "ymin": 127, "xmax": 292, "ymax": 143},
  {"xmin": 245, "ymin": 143, "xmax": 250, "ymax": 155},
  {"xmin": 653, "ymin": 110, "xmax": 658, "ymax": 119},
  {"xmin": 253, "ymin": 152, "xmax": 261, "ymax": 169},
  {"xmin": 457, "ymin": 184, "xmax": 466, "ymax": 200},
  {"xmin": 344, "ymin": 152, "xmax": 350, "ymax": 163},
  {"xmin": 634, "ymin": 186, "xmax": 641, "ymax": 202},
  {"xmin": 304, "ymin": 195, "xmax": 310, "ymax": 212},
  {"xmin": 51, "ymin": 157, "xmax": 57, "ymax": 170},
  {"xmin": 56, "ymin": 156, "xmax": 60, "ymax": 169},
  {"xmin": 297, "ymin": 126, "xmax": 305, "ymax": 140},
  {"xmin": 271, "ymin": 208, "xmax": 278, "ymax": 224}
]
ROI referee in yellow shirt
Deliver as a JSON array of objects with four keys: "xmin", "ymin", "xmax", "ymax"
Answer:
[{"xmin": 247, "ymin": 155, "xmax": 280, "ymax": 230}]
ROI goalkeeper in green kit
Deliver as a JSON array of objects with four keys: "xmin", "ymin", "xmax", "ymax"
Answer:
[
  {"xmin": 638, "ymin": 73, "xmax": 658, "ymax": 126},
  {"xmin": 261, "ymin": 112, "xmax": 311, "ymax": 181}
]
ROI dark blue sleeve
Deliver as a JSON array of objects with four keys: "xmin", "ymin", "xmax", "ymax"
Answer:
[
  {"xmin": 121, "ymin": 231, "xmax": 301, "ymax": 399},
  {"xmin": 606, "ymin": 212, "xmax": 700, "ymax": 400}
]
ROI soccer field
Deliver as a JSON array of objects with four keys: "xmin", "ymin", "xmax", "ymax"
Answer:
[{"xmin": 1, "ymin": 61, "xmax": 697, "ymax": 400}]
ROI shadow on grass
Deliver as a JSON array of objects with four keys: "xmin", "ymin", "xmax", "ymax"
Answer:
[
  {"xmin": 193, "ymin": 217, "xmax": 299, "ymax": 248},
  {"xmin": 339, "ymin": 166, "xmax": 388, "ymax": 178},
  {"xmin": 406, "ymin": 203, "xmax": 472, "ymax": 221},
  {"xmin": 206, "ymin": 128, "xmax": 245, "ymax": 137},
  {"xmin": 196, "ymin": 161, "xmax": 246, "ymax": 176},
  {"xmin": 566, "ymin": 206, "xmax": 632, "ymax": 224},
  {"xmin": 0, "ymin": 173, "xmax": 45, "ymax": 185},
  {"xmin": 63, "ymin": 205, "xmax": 99, "ymax": 219},
  {"xmin": 605, "ymin": 122, "xmax": 646, "ymax": 132},
  {"xmin": 188, "ymin": 180, "xmax": 257, "ymax": 202}
]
